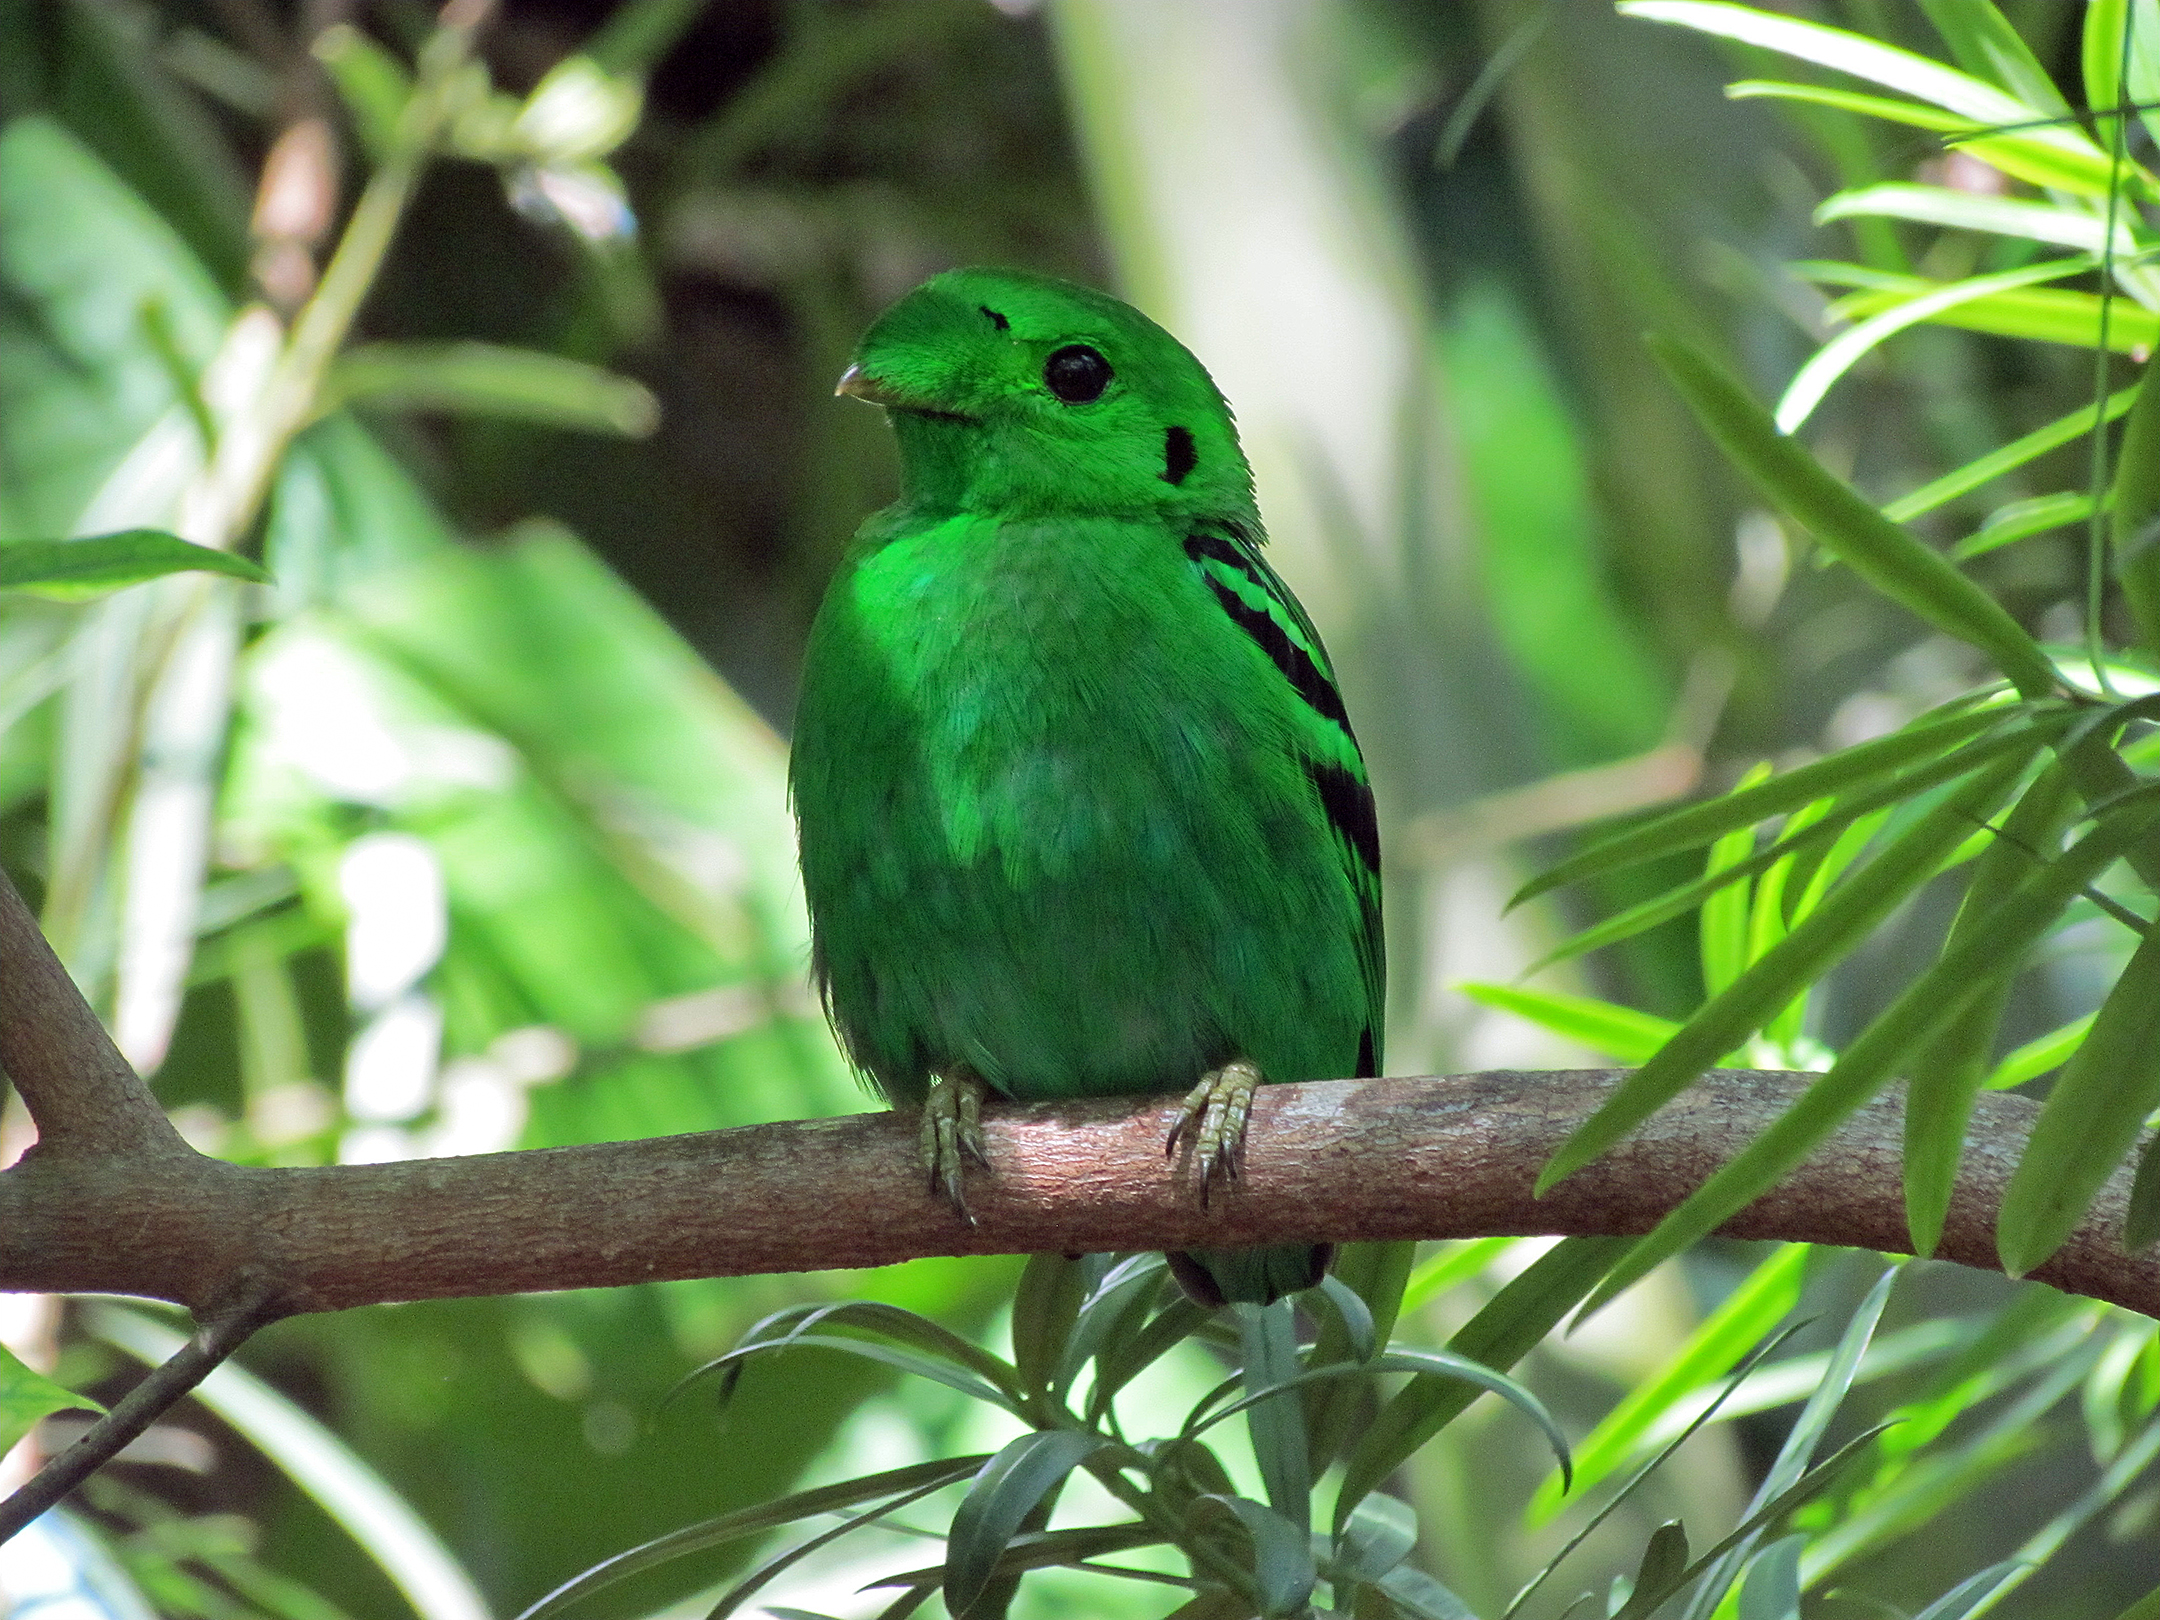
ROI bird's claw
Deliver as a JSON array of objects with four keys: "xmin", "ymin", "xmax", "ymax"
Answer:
[
  {"xmin": 921, "ymin": 1069, "xmax": 991, "ymax": 1224},
  {"xmin": 1165, "ymin": 1059, "xmax": 1262, "ymax": 1208}
]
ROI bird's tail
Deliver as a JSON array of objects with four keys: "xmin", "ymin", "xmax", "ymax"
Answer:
[{"xmin": 1165, "ymin": 1243, "xmax": 1333, "ymax": 1307}]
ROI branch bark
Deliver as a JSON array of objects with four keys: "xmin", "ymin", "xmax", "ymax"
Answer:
[{"xmin": 0, "ymin": 1070, "xmax": 2152, "ymax": 1317}]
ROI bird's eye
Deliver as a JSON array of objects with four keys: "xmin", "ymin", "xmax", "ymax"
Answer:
[{"xmin": 1043, "ymin": 345, "xmax": 1113, "ymax": 403}]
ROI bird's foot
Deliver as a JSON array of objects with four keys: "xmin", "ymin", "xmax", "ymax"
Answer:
[
  {"xmin": 1165, "ymin": 1059, "xmax": 1262, "ymax": 1207},
  {"xmin": 920, "ymin": 1068, "xmax": 992, "ymax": 1223}
]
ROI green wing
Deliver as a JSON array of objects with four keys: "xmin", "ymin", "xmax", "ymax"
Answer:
[{"xmin": 1183, "ymin": 522, "xmax": 1384, "ymax": 1074}]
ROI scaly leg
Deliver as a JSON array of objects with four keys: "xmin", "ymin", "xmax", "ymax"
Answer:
[
  {"xmin": 1164, "ymin": 1058, "xmax": 1263, "ymax": 1206},
  {"xmin": 920, "ymin": 1068, "xmax": 991, "ymax": 1222}
]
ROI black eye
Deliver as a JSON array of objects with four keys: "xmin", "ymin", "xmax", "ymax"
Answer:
[{"xmin": 1043, "ymin": 344, "xmax": 1113, "ymax": 403}]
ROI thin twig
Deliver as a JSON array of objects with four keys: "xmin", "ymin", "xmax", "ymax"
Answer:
[
  {"xmin": 0, "ymin": 1284, "xmax": 285, "ymax": 1546},
  {"xmin": 0, "ymin": 869, "xmax": 185, "ymax": 1160}
]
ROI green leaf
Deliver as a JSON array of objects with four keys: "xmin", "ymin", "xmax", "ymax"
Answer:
[
  {"xmin": 1951, "ymin": 492, "xmax": 2092, "ymax": 560},
  {"xmin": 325, "ymin": 342, "xmax": 660, "ymax": 436},
  {"xmin": 1510, "ymin": 698, "xmax": 2015, "ymax": 907},
  {"xmin": 1614, "ymin": 1522, "xmax": 1689, "ymax": 1620},
  {"xmin": 1194, "ymin": 1496, "xmax": 1315, "ymax": 1618},
  {"xmin": 313, "ymin": 23, "xmax": 412, "ymax": 164},
  {"xmin": 1334, "ymin": 1238, "xmax": 1623, "ymax": 1532},
  {"xmin": 1648, "ymin": 333, "xmax": 2059, "ymax": 698},
  {"xmin": 1736, "ymin": 1535, "xmax": 1803, "ymax": 1620},
  {"xmin": 1457, "ymin": 983, "xmax": 1679, "ymax": 1066},
  {"xmin": 1398, "ymin": 1238, "xmax": 1518, "ymax": 1314},
  {"xmin": 1726, "ymin": 79, "xmax": 1984, "ymax": 134},
  {"xmin": 2109, "ymin": 357, "xmax": 2160, "ymax": 664},
  {"xmin": 1235, "ymin": 1300, "xmax": 1311, "ymax": 1531},
  {"xmin": 1377, "ymin": 1564, "xmax": 1480, "ymax": 1620},
  {"xmin": 1530, "ymin": 1245, "xmax": 1809, "ymax": 1523},
  {"xmin": 1817, "ymin": 184, "xmax": 2136, "ymax": 256},
  {"xmin": 1621, "ymin": 0, "xmax": 2132, "ymax": 195},
  {"xmin": 1829, "ymin": 281, "xmax": 2160, "ymax": 354},
  {"xmin": 0, "ymin": 1341, "xmax": 101, "ymax": 1455},
  {"xmin": 1703, "ymin": 765, "xmax": 1770, "ymax": 995},
  {"xmin": 1885, "ymin": 385, "xmax": 2141, "ymax": 522},
  {"xmin": 1905, "ymin": 757, "xmax": 2079, "ymax": 1254},
  {"xmin": 698, "ymin": 1327, "xmax": 1021, "ymax": 1415},
  {"xmin": 1999, "ymin": 924, "xmax": 2160, "ymax": 1274},
  {"xmin": 1577, "ymin": 790, "xmax": 2160, "ymax": 1316},
  {"xmin": 1540, "ymin": 753, "xmax": 2033, "ymax": 1195},
  {"xmin": 944, "ymin": 1430, "xmax": 1111, "ymax": 1618},
  {"xmin": 1011, "ymin": 1252, "xmax": 1090, "ymax": 1402},
  {"xmin": 1778, "ymin": 257, "xmax": 2097, "ymax": 434},
  {"xmin": 1921, "ymin": 0, "xmax": 2071, "ymax": 113},
  {"xmin": 1984, "ymin": 1011, "xmax": 2097, "ymax": 1090},
  {"xmin": 1332, "ymin": 1493, "xmax": 1418, "ymax": 1583},
  {"xmin": 512, "ymin": 1457, "xmax": 985, "ymax": 1620},
  {"xmin": 2113, "ymin": 1579, "xmax": 2160, "ymax": 1620},
  {"xmin": 0, "ymin": 532, "xmax": 270, "ymax": 599},
  {"xmin": 1913, "ymin": 1562, "xmax": 2029, "ymax": 1620},
  {"xmin": 1085, "ymin": 1298, "xmax": 1212, "ymax": 1427}
]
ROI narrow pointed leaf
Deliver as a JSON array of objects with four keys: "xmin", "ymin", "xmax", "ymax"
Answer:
[
  {"xmin": 1458, "ymin": 983, "xmax": 1679, "ymax": 1066},
  {"xmin": 2110, "ymin": 356, "xmax": 2160, "ymax": 664},
  {"xmin": 1236, "ymin": 1301, "xmax": 1312, "ymax": 1531},
  {"xmin": 0, "ymin": 532, "xmax": 270, "ymax": 599},
  {"xmin": 1816, "ymin": 184, "xmax": 2135, "ymax": 254},
  {"xmin": 0, "ymin": 1342, "xmax": 102, "ymax": 1455},
  {"xmin": 1333, "ymin": 1494, "xmax": 1418, "ymax": 1582},
  {"xmin": 1726, "ymin": 79, "xmax": 1984, "ymax": 134},
  {"xmin": 1510, "ymin": 699, "xmax": 2012, "ymax": 906},
  {"xmin": 945, "ymin": 1431, "xmax": 1110, "ymax": 1618},
  {"xmin": 1541, "ymin": 754, "xmax": 2032, "ymax": 1194},
  {"xmin": 1886, "ymin": 386, "xmax": 2141, "ymax": 521},
  {"xmin": 326, "ymin": 341, "xmax": 660, "ymax": 435},
  {"xmin": 1985, "ymin": 1011, "xmax": 2096, "ymax": 1090},
  {"xmin": 1195, "ymin": 1497, "xmax": 1315, "ymax": 1618},
  {"xmin": 1614, "ymin": 1523, "xmax": 1689, "ymax": 1619},
  {"xmin": 2127, "ymin": 1134, "xmax": 2160, "ymax": 1253},
  {"xmin": 511, "ymin": 1456, "xmax": 988, "ymax": 1620},
  {"xmin": 1011, "ymin": 1252, "xmax": 1090, "ymax": 1400},
  {"xmin": 1335, "ymin": 1238, "xmax": 1621, "ymax": 1531},
  {"xmin": 1999, "ymin": 925, "xmax": 2160, "ymax": 1274},
  {"xmin": 1912, "ymin": 1561, "xmax": 2029, "ymax": 1620},
  {"xmin": 1576, "ymin": 791, "xmax": 2157, "ymax": 1317},
  {"xmin": 1649, "ymin": 334, "xmax": 2058, "ymax": 697},
  {"xmin": 1951, "ymin": 492, "xmax": 2092, "ymax": 560}
]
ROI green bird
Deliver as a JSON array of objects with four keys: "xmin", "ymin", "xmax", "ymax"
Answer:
[{"xmin": 791, "ymin": 267, "xmax": 1382, "ymax": 1307}]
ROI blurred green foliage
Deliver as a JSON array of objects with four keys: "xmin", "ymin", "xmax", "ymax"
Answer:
[{"xmin": 2, "ymin": 0, "xmax": 2160, "ymax": 1617}]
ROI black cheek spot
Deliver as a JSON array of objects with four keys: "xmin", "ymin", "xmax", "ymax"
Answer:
[
  {"xmin": 1162, "ymin": 425, "xmax": 1197, "ymax": 484},
  {"xmin": 979, "ymin": 306, "xmax": 1010, "ymax": 332}
]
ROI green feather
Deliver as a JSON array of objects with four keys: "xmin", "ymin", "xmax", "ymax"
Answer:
[{"xmin": 792, "ymin": 268, "xmax": 1383, "ymax": 1305}]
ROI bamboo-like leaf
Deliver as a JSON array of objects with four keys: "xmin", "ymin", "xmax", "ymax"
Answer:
[
  {"xmin": 1999, "ymin": 924, "xmax": 2160, "ymax": 1274},
  {"xmin": 1620, "ymin": 1, "xmax": 2131, "ymax": 196},
  {"xmin": 1735, "ymin": 1535, "xmax": 1802, "ymax": 1620},
  {"xmin": 705, "ymin": 1474, "xmax": 965, "ymax": 1620},
  {"xmin": 1885, "ymin": 385, "xmax": 2141, "ymax": 521},
  {"xmin": 1193, "ymin": 1496, "xmax": 1315, "ymax": 1618},
  {"xmin": 1085, "ymin": 1298, "xmax": 1211, "ymax": 1427},
  {"xmin": 1727, "ymin": 79, "xmax": 1981, "ymax": 134},
  {"xmin": 1905, "ymin": 758, "xmax": 2078, "ymax": 1254},
  {"xmin": 1576, "ymin": 791, "xmax": 2160, "ymax": 1316},
  {"xmin": 1057, "ymin": 1254, "xmax": 1168, "ymax": 1400},
  {"xmin": 1529, "ymin": 1244, "xmax": 1809, "ymax": 1523},
  {"xmin": 1702, "ymin": 769, "xmax": 1768, "ymax": 996},
  {"xmin": 1011, "ymin": 1252, "xmax": 1090, "ymax": 1402},
  {"xmin": 707, "ymin": 1300, "xmax": 1028, "ymax": 1408},
  {"xmin": 1951, "ymin": 492, "xmax": 2092, "ymax": 560},
  {"xmin": 1334, "ymin": 1238, "xmax": 1622, "ymax": 1532},
  {"xmin": 1984, "ymin": 1011, "xmax": 2097, "ymax": 1090},
  {"xmin": 702, "ymin": 1332, "xmax": 1021, "ymax": 1414},
  {"xmin": 1236, "ymin": 1301, "xmax": 1311, "ymax": 1531},
  {"xmin": 2113, "ymin": 1579, "xmax": 2160, "ymax": 1620},
  {"xmin": 1922, "ymin": 0, "xmax": 2071, "ymax": 113},
  {"xmin": 325, "ymin": 342, "xmax": 660, "ymax": 435},
  {"xmin": 1649, "ymin": 334, "xmax": 2059, "ymax": 697},
  {"xmin": 1315, "ymin": 1274, "xmax": 1378, "ymax": 1366},
  {"xmin": 1378, "ymin": 1564, "xmax": 1480, "ymax": 1620},
  {"xmin": 944, "ymin": 1431, "xmax": 1111, "ymax": 1618},
  {"xmin": 0, "ymin": 1341, "xmax": 102, "ymax": 1455},
  {"xmin": 312, "ymin": 23, "xmax": 412, "ymax": 164},
  {"xmin": 1540, "ymin": 755, "xmax": 2032, "ymax": 1194},
  {"xmin": 1511, "ymin": 698, "xmax": 2012, "ymax": 907},
  {"xmin": 1457, "ymin": 983, "xmax": 1679, "ymax": 1066},
  {"xmin": 1332, "ymin": 1493, "xmax": 1417, "ymax": 1583},
  {"xmin": 1912, "ymin": 1562, "xmax": 2029, "ymax": 1620},
  {"xmin": 1829, "ymin": 281, "xmax": 2160, "ymax": 354},
  {"xmin": 1818, "ymin": 184, "xmax": 2136, "ymax": 254},
  {"xmin": 2110, "ymin": 356, "xmax": 2160, "ymax": 665},
  {"xmin": 0, "ymin": 531, "xmax": 269, "ymax": 598},
  {"xmin": 1614, "ymin": 1523, "xmax": 1690, "ymax": 1620},
  {"xmin": 1398, "ymin": 1238, "xmax": 1518, "ymax": 1314},
  {"xmin": 1778, "ymin": 257, "xmax": 2097, "ymax": 434}
]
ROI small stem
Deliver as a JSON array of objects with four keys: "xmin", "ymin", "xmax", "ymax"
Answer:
[
  {"xmin": 0, "ymin": 867, "xmax": 183, "ymax": 1159},
  {"xmin": 0, "ymin": 1287, "xmax": 283, "ymax": 1546}
]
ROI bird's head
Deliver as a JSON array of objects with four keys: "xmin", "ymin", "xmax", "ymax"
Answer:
[{"xmin": 837, "ymin": 268, "xmax": 1257, "ymax": 522}]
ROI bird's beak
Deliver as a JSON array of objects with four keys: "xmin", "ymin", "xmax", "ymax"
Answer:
[{"xmin": 835, "ymin": 363, "xmax": 903, "ymax": 407}]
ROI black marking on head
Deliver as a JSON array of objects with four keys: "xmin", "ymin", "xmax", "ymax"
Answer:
[
  {"xmin": 1185, "ymin": 536, "xmax": 1350, "ymax": 730},
  {"xmin": 1162, "ymin": 425, "xmax": 1197, "ymax": 485},
  {"xmin": 1356, "ymin": 1027, "xmax": 1377, "ymax": 1079},
  {"xmin": 979, "ymin": 305, "xmax": 1010, "ymax": 332},
  {"xmin": 1304, "ymin": 758, "xmax": 1382, "ymax": 882}
]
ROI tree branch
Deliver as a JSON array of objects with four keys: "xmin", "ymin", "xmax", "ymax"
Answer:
[
  {"xmin": 0, "ymin": 873, "xmax": 187, "ymax": 1161},
  {"xmin": 0, "ymin": 1070, "xmax": 2151, "ymax": 1318}
]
